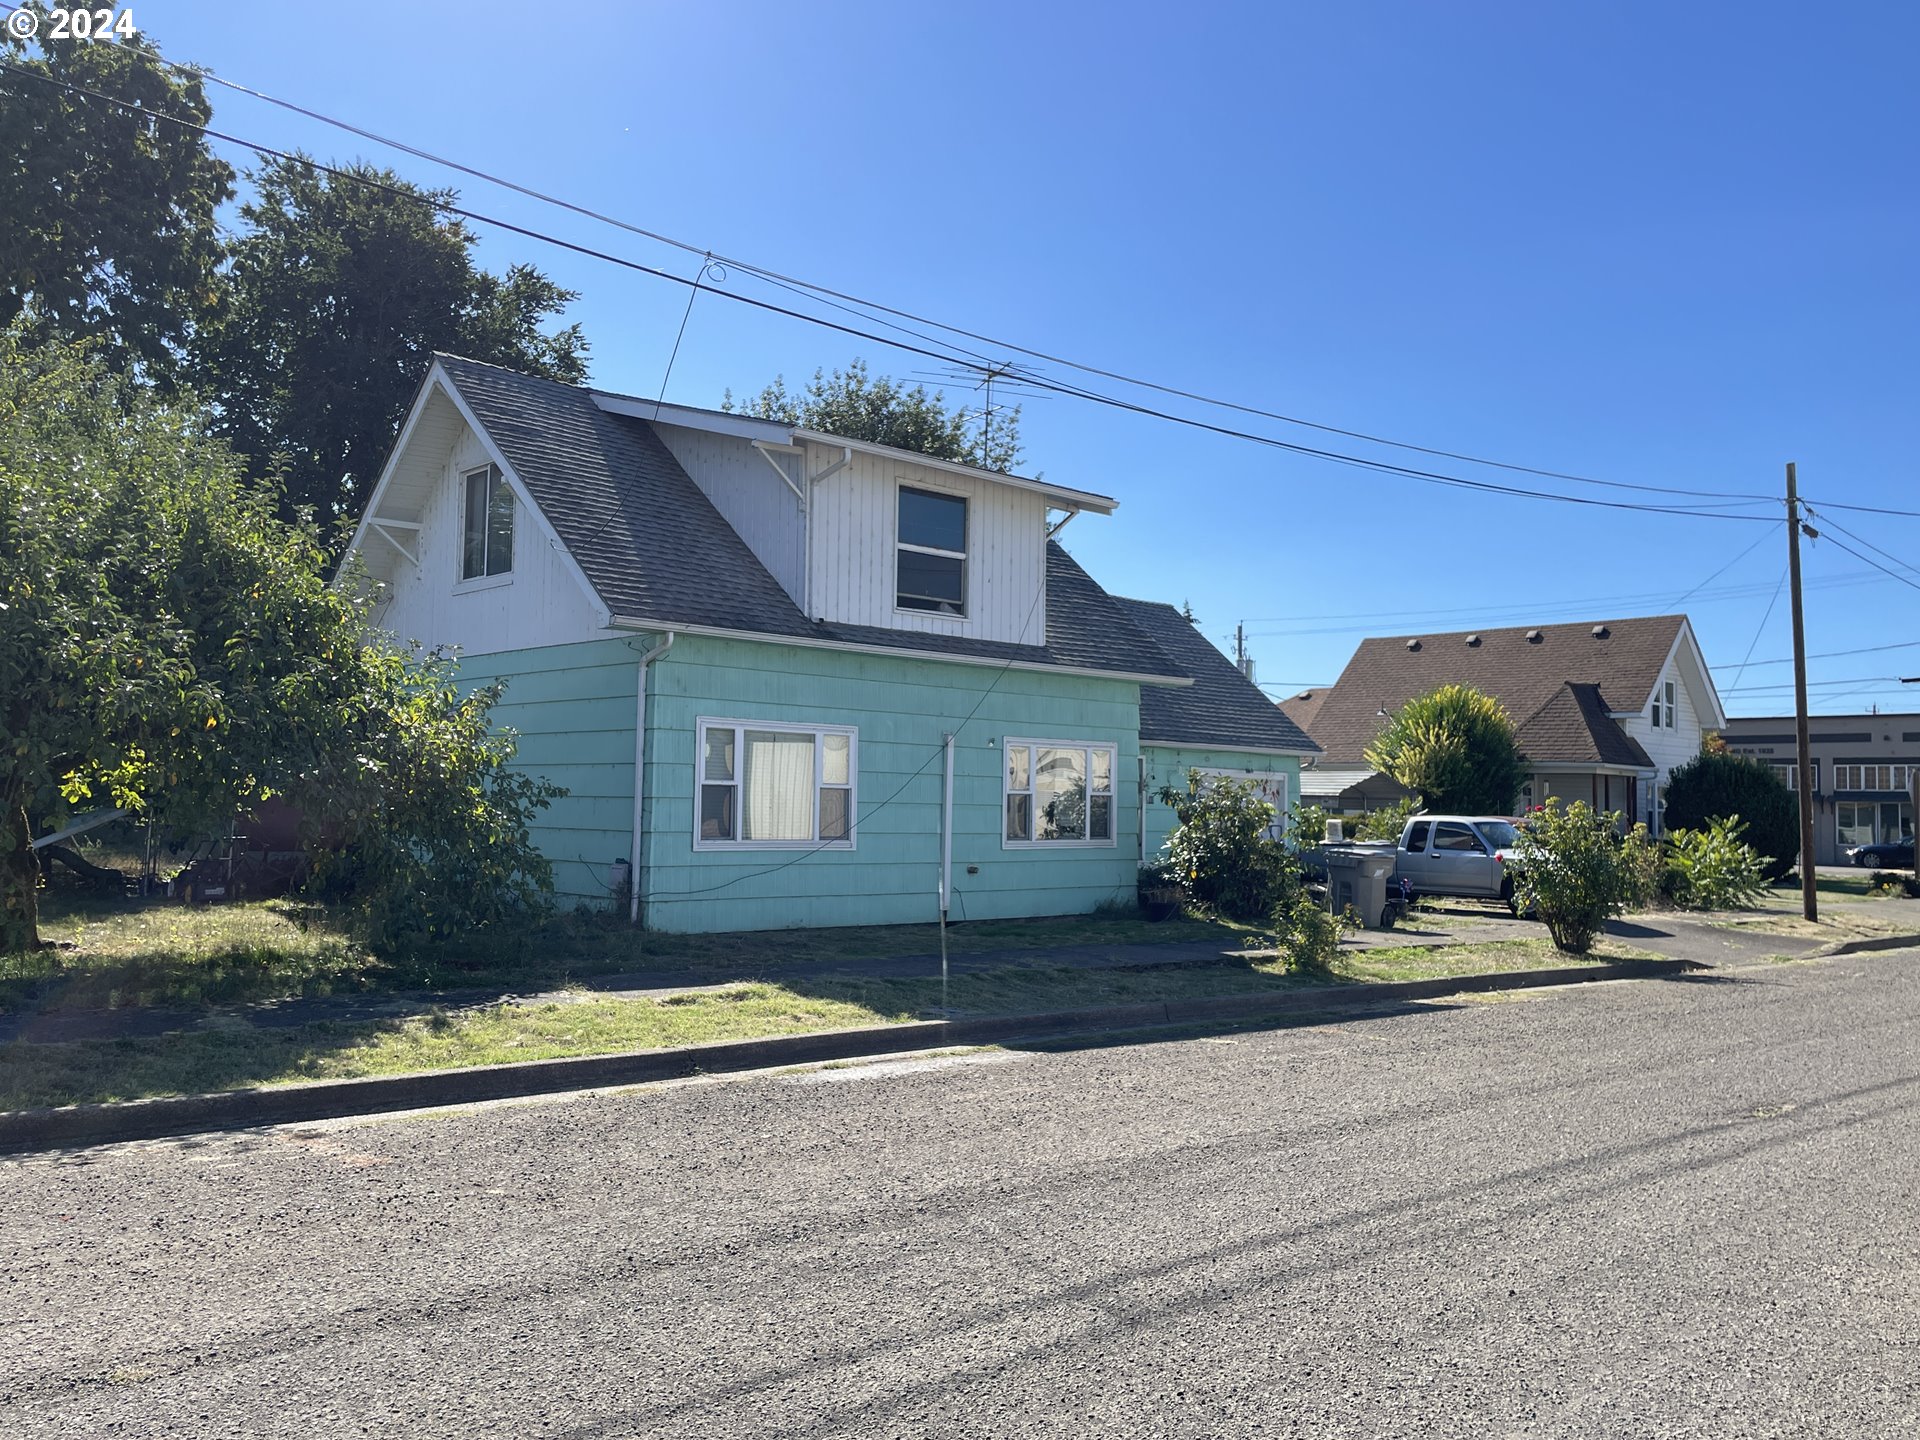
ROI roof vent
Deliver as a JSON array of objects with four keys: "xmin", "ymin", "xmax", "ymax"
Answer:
[
  {"xmin": 1526, "ymin": 629, "xmax": 1542, "ymax": 643},
  {"xmin": 1465, "ymin": 634, "xmax": 1481, "ymax": 647},
  {"xmin": 1591, "ymin": 624, "xmax": 1610, "ymax": 640},
  {"xmin": 1405, "ymin": 638, "xmax": 1422, "ymax": 652}
]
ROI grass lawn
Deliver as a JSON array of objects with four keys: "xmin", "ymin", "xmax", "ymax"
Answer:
[
  {"xmin": 5, "ymin": 885, "xmax": 1263, "ymax": 1016},
  {"xmin": 0, "ymin": 937, "xmax": 1654, "ymax": 1111}
]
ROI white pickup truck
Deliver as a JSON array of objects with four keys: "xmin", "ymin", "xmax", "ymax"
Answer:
[{"xmin": 1394, "ymin": 815, "xmax": 1524, "ymax": 907}]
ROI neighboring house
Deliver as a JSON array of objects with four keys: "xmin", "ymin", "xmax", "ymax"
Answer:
[
  {"xmin": 342, "ymin": 354, "xmax": 1314, "ymax": 932},
  {"xmin": 1279, "ymin": 615, "xmax": 1725, "ymax": 833},
  {"xmin": 1116, "ymin": 599, "xmax": 1319, "ymax": 857},
  {"xmin": 1721, "ymin": 713, "xmax": 1918, "ymax": 865}
]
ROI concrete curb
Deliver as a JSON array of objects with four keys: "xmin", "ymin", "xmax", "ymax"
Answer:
[
  {"xmin": 0, "ymin": 957, "xmax": 1701, "ymax": 1154},
  {"xmin": 1808, "ymin": 931, "xmax": 1920, "ymax": 959}
]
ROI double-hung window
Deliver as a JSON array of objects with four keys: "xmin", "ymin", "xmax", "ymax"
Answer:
[
  {"xmin": 1004, "ymin": 740, "xmax": 1115, "ymax": 845},
  {"xmin": 697, "ymin": 719, "xmax": 855, "ymax": 848},
  {"xmin": 896, "ymin": 486, "xmax": 967, "ymax": 615},
  {"xmin": 461, "ymin": 464, "xmax": 514, "ymax": 580}
]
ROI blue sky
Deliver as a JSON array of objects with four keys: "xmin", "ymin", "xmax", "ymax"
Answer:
[{"xmin": 145, "ymin": 1, "xmax": 1919, "ymax": 714}]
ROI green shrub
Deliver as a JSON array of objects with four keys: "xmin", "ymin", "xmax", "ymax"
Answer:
[
  {"xmin": 1364, "ymin": 684, "xmax": 1527, "ymax": 814},
  {"xmin": 1509, "ymin": 799, "xmax": 1651, "ymax": 953},
  {"xmin": 1869, "ymin": 871, "xmax": 1920, "ymax": 898},
  {"xmin": 1271, "ymin": 878, "xmax": 1349, "ymax": 973},
  {"xmin": 1662, "ymin": 752, "xmax": 1799, "ymax": 882},
  {"xmin": 1351, "ymin": 797, "xmax": 1415, "ymax": 842},
  {"xmin": 1663, "ymin": 817, "xmax": 1768, "ymax": 910},
  {"xmin": 1156, "ymin": 771, "xmax": 1291, "ymax": 920},
  {"xmin": 1289, "ymin": 801, "xmax": 1330, "ymax": 847}
]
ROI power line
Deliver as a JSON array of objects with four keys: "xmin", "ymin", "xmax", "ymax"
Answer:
[
  {"xmin": 1803, "ymin": 508, "xmax": 1920, "ymax": 584},
  {"xmin": 1801, "ymin": 514, "xmax": 1920, "ymax": 596},
  {"xmin": 0, "ymin": 57, "xmax": 1786, "ymax": 527},
  {"xmin": 1723, "ymin": 639, "xmax": 1920, "ymax": 669},
  {"xmin": 16, "ymin": 26, "xmax": 1782, "ymax": 507},
  {"xmin": 1725, "ymin": 564, "xmax": 1790, "ymax": 693},
  {"xmin": 1799, "ymin": 497, "xmax": 1920, "ymax": 520}
]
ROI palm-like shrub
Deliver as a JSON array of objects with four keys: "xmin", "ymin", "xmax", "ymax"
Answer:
[
  {"xmin": 1663, "ymin": 817, "xmax": 1768, "ymax": 910},
  {"xmin": 1365, "ymin": 685, "xmax": 1526, "ymax": 815}
]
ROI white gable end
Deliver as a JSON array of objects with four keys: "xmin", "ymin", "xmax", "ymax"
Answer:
[{"xmin": 345, "ymin": 375, "xmax": 607, "ymax": 658}]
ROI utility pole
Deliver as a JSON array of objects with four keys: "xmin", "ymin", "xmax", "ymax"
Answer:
[
  {"xmin": 1786, "ymin": 463, "xmax": 1818, "ymax": 921},
  {"xmin": 1234, "ymin": 621, "xmax": 1246, "ymax": 674}
]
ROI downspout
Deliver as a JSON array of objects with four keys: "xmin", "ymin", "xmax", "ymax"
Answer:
[
  {"xmin": 630, "ymin": 631, "xmax": 676, "ymax": 924},
  {"xmin": 939, "ymin": 734, "xmax": 955, "ymax": 917}
]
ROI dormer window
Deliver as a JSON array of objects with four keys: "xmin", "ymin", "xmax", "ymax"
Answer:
[
  {"xmin": 461, "ymin": 464, "xmax": 514, "ymax": 580},
  {"xmin": 896, "ymin": 486, "xmax": 967, "ymax": 615}
]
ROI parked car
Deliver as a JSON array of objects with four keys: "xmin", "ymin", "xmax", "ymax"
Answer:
[
  {"xmin": 1394, "ymin": 815, "xmax": 1524, "ymax": 906},
  {"xmin": 1848, "ymin": 838, "xmax": 1916, "ymax": 870}
]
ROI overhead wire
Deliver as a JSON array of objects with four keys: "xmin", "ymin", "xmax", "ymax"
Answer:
[
  {"xmin": 1, "ymin": 57, "xmax": 1789, "ymax": 526},
  {"xmin": 0, "ymin": 28, "xmax": 1780, "ymax": 507}
]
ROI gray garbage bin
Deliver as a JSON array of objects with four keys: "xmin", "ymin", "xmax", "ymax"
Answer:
[{"xmin": 1322, "ymin": 842, "xmax": 1401, "ymax": 929}]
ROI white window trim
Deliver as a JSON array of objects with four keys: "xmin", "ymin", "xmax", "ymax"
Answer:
[
  {"xmin": 693, "ymin": 716, "xmax": 858, "ymax": 852},
  {"xmin": 1193, "ymin": 767, "xmax": 1292, "ymax": 841},
  {"xmin": 1002, "ymin": 736, "xmax": 1119, "ymax": 850},
  {"xmin": 459, "ymin": 462, "xmax": 515, "ymax": 584},
  {"xmin": 894, "ymin": 480, "xmax": 969, "ymax": 619}
]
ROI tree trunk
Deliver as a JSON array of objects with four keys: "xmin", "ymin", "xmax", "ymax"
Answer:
[{"xmin": 1, "ymin": 799, "xmax": 41, "ymax": 954}]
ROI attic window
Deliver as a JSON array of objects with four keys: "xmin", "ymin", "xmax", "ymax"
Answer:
[
  {"xmin": 1465, "ymin": 634, "xmax": 1481, "ymax": 647},
  {"xmin": 1526, "ymin": 630, "xmax": 1542, "ymax": 643},
  {"xmin": 896, "ymin": 486, "xmax": 967, "ymax": 616},
  {"xmin": 1591, "ymin": 624, "xmax": 1610, "ymax": 639},
  {"xmin": 461, "ymin": 464, "xmax": 514, "ymax": 580}
]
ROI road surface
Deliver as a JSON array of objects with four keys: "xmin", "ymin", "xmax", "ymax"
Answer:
[{"xmin": 6, "ymin": 950, "xmax": 1918, "ymax": 1438}]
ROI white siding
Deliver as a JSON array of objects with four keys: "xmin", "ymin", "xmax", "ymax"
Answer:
[
  {"xmin": 370, "ymin": 425, "xmax": 606, "ymax": 657},
  {"xmin": 1618, "ymin": 658, "xmax": 1707, "ymax": 829},
  {"xmin": 652, "ymin": 423, "xmax": 806, "ymax": 605},
  {"xmin": 804, "ymin": 442, "xmax": 1050, "ymax": 644}
]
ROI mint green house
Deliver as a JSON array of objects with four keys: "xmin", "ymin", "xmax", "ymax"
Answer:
[{"xmin": 343, "ymin": 356, "xmax": 1317, "ymax": 933}]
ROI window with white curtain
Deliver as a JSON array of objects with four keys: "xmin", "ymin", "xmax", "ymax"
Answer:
[
  {"xmin": 1003, "ymin": 740, "xmax": 1116, "ymax": 846},
  {"xmin": 696, "ymin": 719, "xmax": 855, "ymax": 849}
]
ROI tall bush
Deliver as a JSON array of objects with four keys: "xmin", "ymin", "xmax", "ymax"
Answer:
[
  {"xmin": 1365, "ymin": 685, "xmax": 1527, "ymax": 815},
  {"xmin": 1663, "ymin": 817, "xmax": 1768, "ymax": 911},
  {"xmin": 1509, "ymin": 799, "xmax": 1652, "ymax": 953},
  {"xmin": 1156, "ymin": 771, "xmax": 1290, "ymax": 920},
  {"xmin": 1662, "ymin": 751, "xmax": 1799, "ymax": 881}
]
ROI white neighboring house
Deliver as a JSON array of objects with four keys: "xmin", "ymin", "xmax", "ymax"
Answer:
[{"xmin": 1281, "ymin": 615, "xmax": 1725, "ymax": 833}]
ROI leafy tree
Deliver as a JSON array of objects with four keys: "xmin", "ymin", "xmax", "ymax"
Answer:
[
  {"xmin": 1661, "ymin": 750, "xmax": 1798, "ymax": 881},
  {"xmin": 194, "ymin": 156, "xmax": 588, "ymax": 525},
  {"xmin": 0, "ymin": 331, "xmax": 557, "ymax": 951},
  {"xmin": 725, "ymin": 359, "xmax": 1023, "ymax": 473},
  {"xmin": 1508, "ymin": 800, "xmax": 1654, "ymax": 953},
  {"xmin": 0, "ymin": 29, "xmax": 233, "ymax": 377},
  {"xmin": 1365, "ymin": 684, "xmax": 1527, "ymax": 815}
]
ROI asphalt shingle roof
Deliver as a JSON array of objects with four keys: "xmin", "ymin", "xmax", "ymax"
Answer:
[
  {"xmin": 436, "ymin": 355, "xmax": 1182, "ymax": 681},
  {"xmin": 1117, "ymin": 599, "xmax": 1319, "ymax": 753},
  {"xmin": 1296, "ymin": 615, "xmax": 1686, "ymax": 765},
  {"xmin": 1516, "ymin": 683, "xmax": 1655, "ymax": 768}
]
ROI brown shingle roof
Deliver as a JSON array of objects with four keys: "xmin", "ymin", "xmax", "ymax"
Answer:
[
  {"xmin": 1278, "ymin": 689, "xmax": 1328, "ymax": 735},
  {"xmin": 1516, "ymin": 683, "xmax": 1655, "ymax": 768},
  {"xmin": 1302, "ymin": 615, "xmax": 1687, "ymax": 765}
]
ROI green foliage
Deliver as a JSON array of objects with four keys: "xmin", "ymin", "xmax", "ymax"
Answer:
[
  {"xmin": 0, "ymin": 331, "xmax": 560, "ymax": 951},
  {"xmin": 1270, "ymin": 875, "xmax": 1350, "ymax": 973},
  {"xmin": 1289, "ymin": 801, "xmax": 1329, "ymax": 846},
  {"xmin": 1352, "ymin": 796, "xmax": 1417, "ymax": 842},
  {"xmin": 194, "ymin": 156, "xmax": 588, "ymax": 524},
  {"xmin": 725, "ymin": 358, "xmax": 1023, "ymax": 474},
  {"xmin": 1507, "ymin": 800, "xmax": 1652, "ymax": 953},
  {"xmin": 1364, "ymin": 684, "xmax": 1526, "ymax": 815},
  {"xmin": 0, "ymin": 31, "xmax": 233, "ymax": 377},
  {"xmin": 302, "ymin": 651, "xmax": 560, "ymax": 946},
  {"xmin": 1155, "ymin": 771, "xmax": 1291, "ymax": 920},
  {"xmin": 1661, "ymin": 817, "xmax": 1768, "ymax": 911},
  {"xmin": 1661, "ymin": 750, "xmax": 1799, "ymax": 881},
  {"xmin": 1869, "ymin": 872, "xmax": 1920, "ymax": 898}
]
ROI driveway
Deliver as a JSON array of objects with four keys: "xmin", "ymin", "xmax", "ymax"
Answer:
[{"xmin": 5, "ymin": 946, "xmax": 1917, "ymax": 1437}]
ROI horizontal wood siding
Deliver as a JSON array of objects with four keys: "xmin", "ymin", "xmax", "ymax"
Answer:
[
  {"xmin": 374, "ymin": 426, "xmax": 605, "ymax": 658},
  {"xmin": 652, "ymin": 423, "xmax": 806, "ymax": 604},
  {"xmin": 640, "ymin": 635, "xmax": 1142, "ymax": 933},
  {"xmin": 454, "ymin": 637, "xmax": 639, "ymax": 906},
  {"xmin": 1142, "ymin": 746, "xmax": 1303, "ymax": 861},
  {"xmin": 804, "ymin": 443, "xmax": 1050, "ymax": 646}
]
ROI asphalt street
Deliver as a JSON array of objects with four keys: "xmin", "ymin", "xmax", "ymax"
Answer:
[{"xmin": 5, "ymin": 950, "xmax": 1918, "ymax": 1438}]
